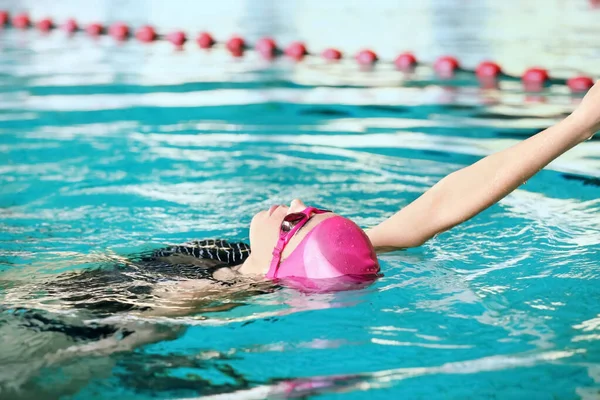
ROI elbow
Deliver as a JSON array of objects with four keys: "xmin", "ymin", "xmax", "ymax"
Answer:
[
  {"xmin": 404, "ymin": 233, "xmax": 431, "ymax": 248},
  {"xmin": 419, "ymin": 177, "xmax": 459, "ymax": 242}
]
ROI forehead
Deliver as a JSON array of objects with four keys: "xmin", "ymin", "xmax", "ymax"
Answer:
[{"xmin": 281, "ymin": 212, "xmax": 336, "ymax": 258}]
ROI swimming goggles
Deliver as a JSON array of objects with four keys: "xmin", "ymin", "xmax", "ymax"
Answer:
[{"xmin": 267, "ymin": 207, "xmax": 330, "ymax": 277}]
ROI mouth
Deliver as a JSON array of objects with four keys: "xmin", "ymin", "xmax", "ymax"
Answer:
[{"xmin": 268, "ymin": 205, "xmax": 280, "ymax": 216}]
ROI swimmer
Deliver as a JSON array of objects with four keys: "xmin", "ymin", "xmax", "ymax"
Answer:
[
  {"xmin": 32, "ymin": 80, "xmax": 600, "ymax": 302},
  {"xmin": 3, "ymin": 82, "xmax": 598, "ymax": 397},
  {"xmin": 222, "ymin": 80, "xmax": 600, "ymax": 281}
]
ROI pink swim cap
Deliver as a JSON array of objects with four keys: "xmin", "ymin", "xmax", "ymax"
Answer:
[{"xmin": 266, "ymin": 216, "xmax": 380, "ymax": 280}]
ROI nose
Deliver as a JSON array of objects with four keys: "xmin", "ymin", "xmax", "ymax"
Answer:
[{"xmin": 288, "ymin": 198, "xmax": 306, "ymax": 213}]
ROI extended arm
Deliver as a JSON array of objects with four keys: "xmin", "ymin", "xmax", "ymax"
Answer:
[{"xmin": 367, "ymin": 81, "xmax": 600, "ymax": 251}]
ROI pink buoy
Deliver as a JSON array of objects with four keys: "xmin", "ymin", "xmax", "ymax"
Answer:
[
  {"xmin": 135, "ymin": 25, "xmax": 156, "ymax": 42},
  {"xmin": 226, "ymin": 36, "xmax": 245, "ymax": 57},
  {"xmin": 37, "ymin": 18, "xmax": 53, "ymax": 32},
  {"xmin": 12, "ymin": 13, "xmax": 30, "ymax": 29},
  {"xmin": 394, "ymin": 52, "xmax": 417, "ymax": 70},
  {"xmin": 522, "ymin": 68, "xmax": 549, "ymax": 84},
  {"xmin": 476, "ymin": 61, "xmax": 502, "ymax": 79},
  {"xmin": 567, "ymin": 76, "xmax": 595, "ymax": 93},
  {"xmin": 86, "ymin": 23, "xmax": 104, "ymax": 36},
  {"xmin": 63, "ymin": 18, "xmax": 78, "ymax": 33},
  {"xmin": 196, "ymin": 32, "xmax": 215, "ymax": 49},
  {"xmin": 256, "ymin": 37, "xmax": 277, "ymax": 59},
  {"xmin": 167, "ymin": 31, "xmax": 186, "ymax": 47},
  {"xmin": 285, "ymin": 41, "xmax": 307, "ymax": 60},
  {"xmin": 434, "ymin": 56, "xmax": 460, "ymax": 77},
  {"xmin": 109, "ymin": 22, "xmax": 129, "ymax": 40},
  {"xmin": 322, "ymin": 48, "xmax": 342, "ymax": 61},
  {"xmin": 356, "ymin": 49, "xmax": 378, "ymax": 66},
  {"xmin": 522, "ymin": 68, "xmax": 549, "ymax": 91},
  {"xmin": 0, "ymin": 11, "xmax": 9, "ymax": 27}
]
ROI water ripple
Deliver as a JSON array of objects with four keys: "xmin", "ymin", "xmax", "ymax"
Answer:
[{"xmin": 1, "ymin": 22, "xmax": 599, "ymax": 399}]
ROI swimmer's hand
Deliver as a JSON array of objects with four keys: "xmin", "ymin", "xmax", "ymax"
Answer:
[
  {"xmin": 368, "ymin": 82, "xmax": 598, "ymax": 251},
  {"xmin": 572, "ymin": 80, "xmax": 600, "ymax": 136}
]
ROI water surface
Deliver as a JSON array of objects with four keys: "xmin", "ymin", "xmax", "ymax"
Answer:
[{"xmin": 1, "ymin": 28, "xmax": 600, "ymax": 399}]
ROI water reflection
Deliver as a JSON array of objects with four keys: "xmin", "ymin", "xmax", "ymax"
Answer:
[{"xmin": 1, "ymin": 3, "xmax": 600, "ymax": 398}]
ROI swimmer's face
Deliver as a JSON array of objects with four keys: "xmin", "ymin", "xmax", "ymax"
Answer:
[{"xmin": 244, "ymin": 199, "xmax": 334, "ymax": 275}]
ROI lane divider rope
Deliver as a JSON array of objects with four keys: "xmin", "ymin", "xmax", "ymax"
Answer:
[{"xmin": 0, "ymin": 11, "xmax": 596, "ymax": 93}]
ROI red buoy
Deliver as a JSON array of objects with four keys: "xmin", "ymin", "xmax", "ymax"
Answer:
[
  {"xmin": 109, "ymin": 22, "xmax": 129, "ymax": 40},
  {"xmin": 285, "ymin": 41, "xmax": 307, "ymax": 60},
  {"xmin": 476, "ymin": 61, "xmax": 502, "ymax": 79},
  {"xmin": 322, "ymin": 48, "xmax": 342, "ymax": 61},
  {"xmin": 167, "ymin": 31, "xmax": 186, "ymax": 47},
  {"xmin": 0, "ymin": 11, "xmax": 9, "ymax": 27},
  {"xmin": 12, "ymin": 13, "xmax": 30, "ymax": 29},
  {"xmin": 196, "ymin": 32, "xmax": 215, "ymax": 49},
  {"xmin": 356, "ymin": 49, "xmax": 378, "ymax": 66},
  {"xmin": 522, "ymin": 68, "xmax": 549, "ymax": 86},
  {"xmin": 522, "ymin": 68, "xmax": 549, "ymax": 84},
  {"xmin": 63, "ymin": 18, "xmax": 78, "ymax": 33},
  {"xmin": 394, "ymin": 52, "xmax": 417, "ymax": 71},
  {"xmin": 37, "ymin": 18, "xmax": 54, "ymax": 32},
  {"xmin": 522, "ymin": 68, "xmax": 549, "ymax": 91},
  {"xmin": 86, "ymin": 23, "xmax": 104, "ymax": 36},
  {"xmin": 135, "ymin": 25, "xmax": 156, "ymax": 42},
  {"xmin": 567, "ymin": 76, "xmax": 595, "ymax": 93},
  {"xmin": 226, "ymin": 36, "xmax": 245, "ymax": 57},
  {"xmin": 256, "ymin": 37, "xmax": 277, "ymax": 59},
  {"xmin": 434, "ymin": 56, "xmax": 460, "ymax": 77}
]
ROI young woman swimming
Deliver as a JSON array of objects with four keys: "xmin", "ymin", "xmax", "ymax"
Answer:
[
  {"xmin": 99, "ymin": 80, "xmax": 600, "ymax": 291},
  {"xmin": 226, "ymin": 81, "xmax": 600, "ymax": 282},
  {"xmin": 3, "ymin": 82, "xmax": 598, "ymax": 397},
  {"xmin": 9, "ymin": 81, "xmax": 599, "ymax": 316}
]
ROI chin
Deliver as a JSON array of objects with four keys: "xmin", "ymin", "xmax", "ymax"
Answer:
[{"xmin": 248, "ymin": 210, "xmax": 271, "ymax": 245}]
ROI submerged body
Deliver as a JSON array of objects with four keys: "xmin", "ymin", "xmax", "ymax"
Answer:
[
  {"xmin": 0, "ymin": 239, "xmax": 269, "ymax": 395},
  {"xmin": 1, "ymin": 240, "xmax": 257, "ymax": 351},
  {"xmin": 13, "ymin": 239, "xmax": 253, "ymax": 314}
]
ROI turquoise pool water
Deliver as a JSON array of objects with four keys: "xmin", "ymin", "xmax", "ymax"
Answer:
[{"xmin": 1, "ymin": 30, "xmax": 600, "ymax": 399}]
